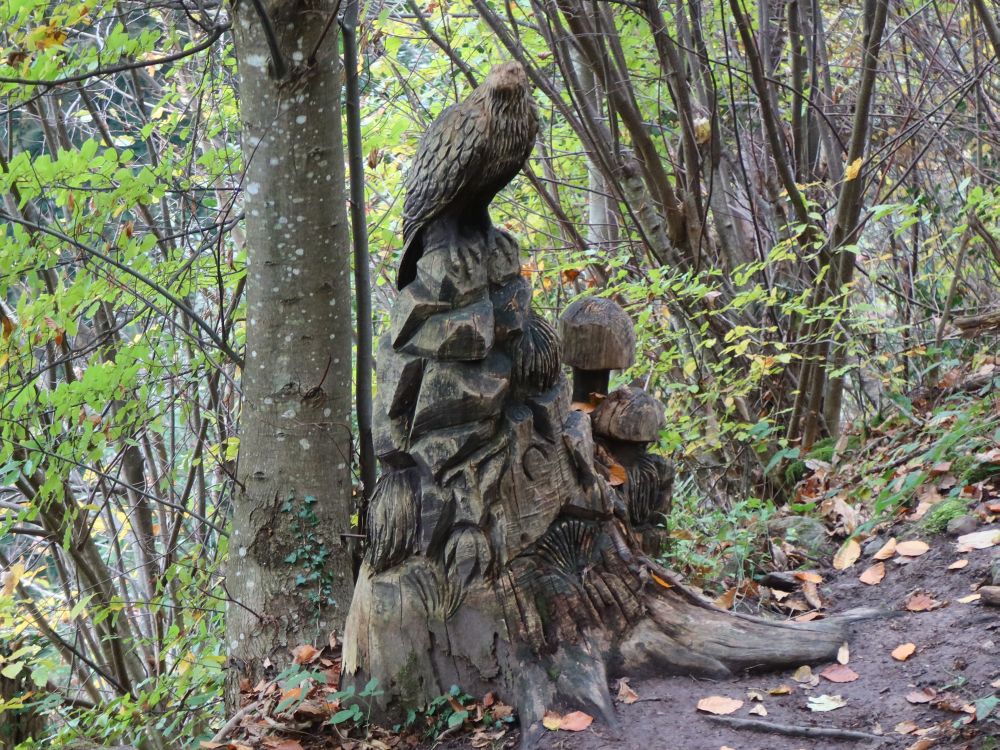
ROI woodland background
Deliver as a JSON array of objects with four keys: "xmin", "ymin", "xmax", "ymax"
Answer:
[{"xmin": 1, "ymin": 0, "xmax": 999, "ymax": 747}]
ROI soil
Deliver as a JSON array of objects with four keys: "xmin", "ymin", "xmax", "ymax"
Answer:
[{"xmin": 527, "ymin": 527, "xmax": 1000, "ymax": 750}]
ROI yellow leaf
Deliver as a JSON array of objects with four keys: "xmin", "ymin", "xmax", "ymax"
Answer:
[
  {"xmin": 844, "ymin": 157, "xmax": 863, "ymax": 181},
  {"xmin": 858, "ymin": 562, "xmax": 885, "ymax": 585},
  {"xmin": 895, "ymin": 540, "xmax": 930, "ymax": 557},
  {"xmin": 872, "ymin": 537, "xmax": 897, "ymax": 560},
  {"xmin": 891, "ymin": 643, "xmax": 916, "ymax": 661},
  {"xmin": 542, "ymin": 710, "xmax": 562, "ymax": 730},
  {"xmin": 650, "ymin": 573, "xmax": 672, "ymax": 589},
  {"xmin": 30, "ymin": 24, "xmax": 68, "ymax": 50},
  {"xmin": 2, "ymin": 563, "xmax": 25, "ymax": 597},
  {"xmin": 696, "ymin": 696, "xmax": 743, "ymax": 715},
  {"xmin": 837, "ymin": 642, "xmax": 850, "ymax": 665},
  {"xmin": 833, "ymin": 538, "xmax": 861, "ymax": 570}
]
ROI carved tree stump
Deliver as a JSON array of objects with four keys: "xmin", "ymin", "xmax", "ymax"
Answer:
[{"xmin": 343, "ymin": 217, "xmax": 863, "ymax": 742}]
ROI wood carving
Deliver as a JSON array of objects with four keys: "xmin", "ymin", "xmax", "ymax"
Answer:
[
  {"xmin": 344, "ymin": 60, "xmax": 866, "ymax": 744},
  {"xmin": 397, "ymin": 61, "xmax": 538, "ymax": 290}
]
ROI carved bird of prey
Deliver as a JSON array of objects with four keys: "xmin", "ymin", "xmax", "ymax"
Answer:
[{"xmin": 396, "ymin": 61, "xmax": 538, "ymax": 289}]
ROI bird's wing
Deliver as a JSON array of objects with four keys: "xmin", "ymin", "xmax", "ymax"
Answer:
[{"xmin": 402, "ymin": 101, "xmax": 490, "ymax": 243}]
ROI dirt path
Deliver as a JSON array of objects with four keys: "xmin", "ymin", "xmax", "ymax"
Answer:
[{"xmin": 532, "ymin": 528, "xmax": 999, "ymax": 750}]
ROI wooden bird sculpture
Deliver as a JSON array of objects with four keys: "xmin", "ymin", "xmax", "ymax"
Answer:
[{"xmin": 396, "ymin": 61, "xmax": 538, "ymax": 289}]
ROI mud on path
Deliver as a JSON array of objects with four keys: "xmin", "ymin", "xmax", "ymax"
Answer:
[{"xmin": 530, "ymin": 528, "xmax": 999, "ymax": 750}]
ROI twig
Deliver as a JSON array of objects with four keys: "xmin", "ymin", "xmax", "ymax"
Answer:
[
  {"xmin": 0, "ymin": 25, "xmax": 228, "ymax": 87},
  {"xmin": 248, "ymin": 0, "xmax": 287, "ymax": 79},
  {"xmin": 209, "ymin": 700, "xmax": 262, "ymax": 744},
  {"xmin": 705, "ymin": 714, "xmax": 882, "ymax": 741}
]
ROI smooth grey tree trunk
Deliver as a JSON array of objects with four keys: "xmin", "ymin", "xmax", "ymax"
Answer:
[{"xmin": 226, "ymin": 0, "xmax": 354, "ymax": 710}]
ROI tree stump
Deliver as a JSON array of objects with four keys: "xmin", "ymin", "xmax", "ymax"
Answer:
[{"xmin": 343, "ymin": 218, "xmax": 861, "ymax": 741}]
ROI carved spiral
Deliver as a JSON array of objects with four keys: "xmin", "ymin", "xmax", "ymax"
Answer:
[
  {"xmin": 365, "ymin": 469, "xmax": 420, "ymax": 573},
  {"xmin": 536, "ymin": 518, "xmax": 597, "ymax": 575},
  {"xmin": 625, "ymin": 454, "xmax": 673, "ymax": 527},
  {"xmin": 511, "ymin": 311, "xmax": 561, "ymax": 394}
]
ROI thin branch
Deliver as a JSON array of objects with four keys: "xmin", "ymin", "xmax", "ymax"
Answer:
[
  {"xmin": 0, "ymin": 211, "xmax": 244, "ymax": 367},
  {"xmin": 0, "ymin": 25, "xmax": 228, "ymax": 87}
]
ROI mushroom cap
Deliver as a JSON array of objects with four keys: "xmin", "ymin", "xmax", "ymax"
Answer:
[
  {"xmin": 558, "ymin": 297, "xmax": 635, "ymax": 371},
  {"xmin": 591, "ymin": 386, "xmax": 665, "ymax": 443}
]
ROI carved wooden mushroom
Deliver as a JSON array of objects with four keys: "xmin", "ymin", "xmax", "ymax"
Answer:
[{"xmin": 559, "ymin": 297, "xmax": 635, "ymax": 402}]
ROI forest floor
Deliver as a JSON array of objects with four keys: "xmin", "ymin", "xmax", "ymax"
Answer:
[
  {"xmin": 531, "ymin": 523, "xmax": 1000, "ymax": 750},
  {"xmin": 224, "ymin": 364, "xmax": 999, "ymax": 750}
]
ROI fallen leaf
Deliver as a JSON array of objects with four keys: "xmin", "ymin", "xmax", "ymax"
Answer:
[
  {"xmin": 859, "ymin": 562, "xmax": 886, "ymax": 585},
  {"xmin": 837, "ymin": 643, "xmax": 850, "ymax": 665},
  {"xmin": 292, "ymin": 644, "xmax": 320, "ymax": 664},
  {"xmin": 801, "ymin": 581, "xmax": 823, "ymax": 609},
  {"xmin": 558, "ymin": 711, "xmax": 593, "ymax": 731},
  {"xmin": 793, "ymin": 611, "xmax": 823, "ymax": 622},
  {"xmin": 895, "ymin": 540, "xmax": 930, "ymax": 557},
  {"xmin": 906, "ymin": 688, "xmax": 936, "ymax": 704},
  {"xmin": 833, "ymin": 539, "xmax": 861, "ymax": 570},
  {"xmin": 907, "ymin": 739, "xmax": 936, "ymax": 750},
  {"xmin": 768, "ymin": 685, "xmax": 792, "ymax": 695},
  {"xmin": 650, "ymin": 573, "xmax": 672, "ymax": 589},
  {"xmin": 947, "ymin": 559, "xmax": 968, "ymax": 570},
  {"xmin": 746, "ymin": 689, "xmax": 765, "ymax": 701},
  {"xmin": 891, "ymin": 643, "xmax": 916, "ymax": 661},
  {"xmin": 956, "ymin": 528, "xmax": 1000, "ymax": 551},
  {"xmin": 491, "ymin": 703, "xmax": 514, "ymax": 720},
  {"xmin": 933, "ymin": 696, "xmax": 974, "ymax": 714},
  {"xmin": 570, "ymin": 401, "xmax": 596, "ymax": 414},
  {"xmin": 820, "ymin": 664, "xmax": 859, "ymax": 683},
  {"xmin": 715, "ymin": 587, "xmax": 737, "ymax": 610},
  {"xmin": 793, "ymin": 571, "xmax": 823, "ymax": 584},
  {"xmin": 894, "ymin": 720, "xmax": 919, "ymax": 734},
  {"xmin": 905, "ymin": 593, "xmax": 941, "ymax": 612},
  {"xmin": 607, "ymin": 463, "xmax": 627, "ymax": 486},
  {"xmin": 200, "ymin": 744, "xmax": 226, "ymax": 749},
  {"xmin": 542, "ymin": 711, "xmax": 561, "ymax": 730},
  {"xmin": 957, "ymin": 593, "xmax": 981, "ymax": 603},
  {"xmin": 929, "ymin": 461, "xmax": 952, "ymax": 476},
  {"xmin": 696, "ymin": 696, "xmax": 744, "ymax": 715},
  {"xmin": 872, "ymin": 538, "xmax": 898, "ymax": 560},
  {"xmin": 807, "ymin": 694, "xmax": 847, "ymax": 712},
  {"xmin": 616, "ymin": 679, "xmax": 639, "ymax": 705},
  {"xmin": 783, "ymin": 598, "xmax": 810, "ymax": 613},
  {"xmin": 749, "ymin": 704, "xmax": 767, "ymax": 716},
  {"xmin": 265, "ymin": 741, "xmax": 305, "ymax": 750},
  {"xmin": 792, "ymin": 665, "xmax": 814, "ymax": 683}
]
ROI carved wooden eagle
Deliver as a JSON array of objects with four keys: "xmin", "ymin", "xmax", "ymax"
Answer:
[{"xmin": 397, "ymin": 61, "xmax": 538, "ymax": 289}]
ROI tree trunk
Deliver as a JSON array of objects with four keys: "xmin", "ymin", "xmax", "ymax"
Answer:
[
  {"xmin": 226, "ymin": 0, "xmax": 354, "ymax": 710},
  {"xmin": 344, "ymin": 210, "xmax": 869, "ymax": 741}
]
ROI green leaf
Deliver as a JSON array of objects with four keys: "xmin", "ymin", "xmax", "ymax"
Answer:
[
  {"xmin": 328, "ymin": 706, "xmax": 360, "ymax": 725},
  {"xmin": 69, "ymin": 593, "xmax": 94, "ymax": 621},
  {"xmin": 975, "ymin": 695, "xmax": 999, "ymax": 722}
]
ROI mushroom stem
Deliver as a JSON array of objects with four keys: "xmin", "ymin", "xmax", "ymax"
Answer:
[{"xmin": 571, "ymin": 367, "xmax": 610, "ymax": 402}]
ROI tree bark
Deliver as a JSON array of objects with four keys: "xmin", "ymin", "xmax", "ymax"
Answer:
[{"xmin": 226, "ymin": 0, "xmax": 354, "ymax": 711}]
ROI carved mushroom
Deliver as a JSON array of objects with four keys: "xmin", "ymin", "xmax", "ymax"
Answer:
[
  {"xmin": 558, "ymin": 297, "xmax": 635, "ymax": 402},
  {"xmin": 590, "ymin": 386, "xmax": 665, "ymax": 444}
]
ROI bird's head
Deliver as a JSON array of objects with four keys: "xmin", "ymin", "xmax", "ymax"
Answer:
[{"xmin": 483, "ymin": 60, "xmax": 531, "ymax": 101}]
